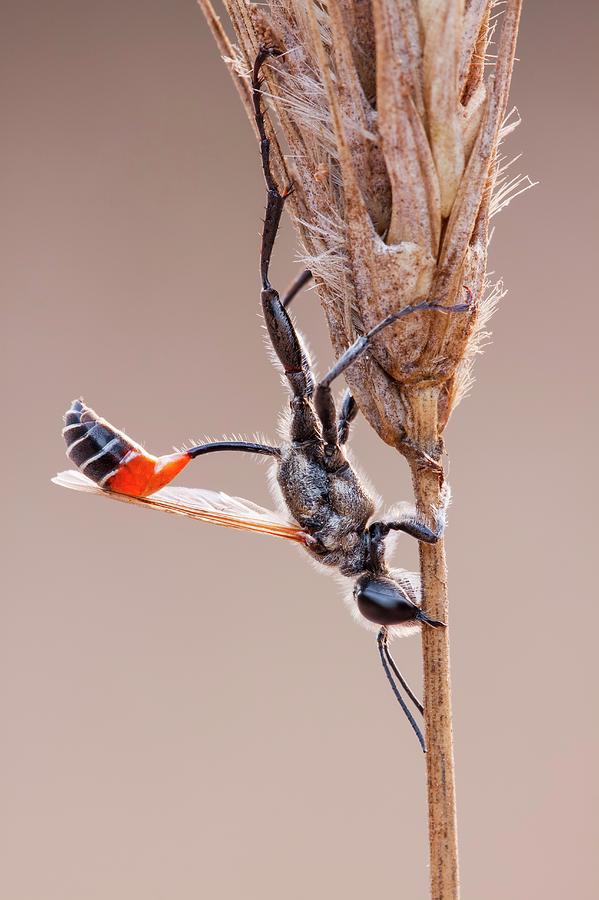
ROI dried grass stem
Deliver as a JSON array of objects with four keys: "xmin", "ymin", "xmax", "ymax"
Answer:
[{"xmin": 199, "ymin": 3, "xmax": 524, "ymax": 897}]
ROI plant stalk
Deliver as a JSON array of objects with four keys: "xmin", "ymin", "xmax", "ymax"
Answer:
[{"xmin": 410, "ymin": 389, "xmax": 459, "ymax": 900}]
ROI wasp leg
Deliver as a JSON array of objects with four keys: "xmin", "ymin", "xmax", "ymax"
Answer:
[
  {"xmin": 281, "ymin": 269, "xmax": 361, "ymax": 446},
  {"xmin": 282, "ymin": 268, "xmax": 312, "ymax": 309},
  {"xmin": 377, "ymin": 628, "xmax": 426, "ymax": 753},
  {"xmin": 370, "ymin": 483, "xmax": 451, "ymax": 545},
  {"xmin": 187, "ymin": 440, "xmax": 280, "ymax": 459},
  {"xmin": 313, "ymin": 299, "xmax": 466, "ymax": 449},
  {"xmin": 281, "ymin": 270, "xmax": 359, "ymax": 446},
  {"xmin": 282, "ymin": 269, "xmax": 360, "ymax": 447},
  {"xmin": 261, "ymin": 286, "xmax": 315, "ymax": 403},
  {"xmin": 253, "ymin": 47, "xmax": 288, "ymax": 291},
  {"xmin": 253, "ymin": 50, "xmax": 320, "ymax": 445},
  {"xmin": 374, "ymin": 518, "xmax": 441, "ymax": 544},
  {"xmin": 314, "ymin": 295, "xmax": 472, "ymax": 422},
  {"xmin": 337, "ymin": 390, "xmax": 358, "ymax": 445}
]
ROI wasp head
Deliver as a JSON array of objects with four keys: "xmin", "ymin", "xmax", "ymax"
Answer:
[{"xmin": 354, "ymin": 574, "xmax": 445, "ymax": 628}]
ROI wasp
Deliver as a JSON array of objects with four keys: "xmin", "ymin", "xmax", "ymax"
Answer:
[{"xmin": 54, "ymin": 48, "xmax": 471, "ymax": 752}]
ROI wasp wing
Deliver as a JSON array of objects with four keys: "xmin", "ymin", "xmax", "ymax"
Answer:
[
  {"xmin": 389, "ymin": 567, "xmax": 422, "ymax": 605},
  {"xmin": 52, "ymin": 470, "xmax": 306, "ymax": 543}
]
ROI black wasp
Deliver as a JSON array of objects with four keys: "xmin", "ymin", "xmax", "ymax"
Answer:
[{"xmin": 54, "ymin": 48, "xmax": 471, "ymax": 751}]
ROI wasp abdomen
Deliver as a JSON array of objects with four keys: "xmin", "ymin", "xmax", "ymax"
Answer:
[
  {"xmin": 63, "ymin": 399, "xmax": 138, "ymax": 487},
  {"xmin": 62, "ymin": 399, "xmax": 191, "ymax": 497}
]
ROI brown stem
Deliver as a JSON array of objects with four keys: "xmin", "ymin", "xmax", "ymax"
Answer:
[{"xmin": 409, "ymin": 390, "xmax": 460, "ymax": 900}]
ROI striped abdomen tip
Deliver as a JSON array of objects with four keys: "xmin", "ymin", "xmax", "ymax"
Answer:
[{"xmin": 62, "ymin": 399, "xmax": 191, "ymax": 497}]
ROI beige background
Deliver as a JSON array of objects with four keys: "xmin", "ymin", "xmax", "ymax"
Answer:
[{"xmin": 2, "ymin": 2, "xmax": 597, "ymax": 898}]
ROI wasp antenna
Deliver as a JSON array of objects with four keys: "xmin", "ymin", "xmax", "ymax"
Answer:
[
  {"xmin": 381, "ymin": 635, "xmax": 424, "ymax": 715},
  {"xmin": 377, "ymin": 629, "xmax": 427, "ymax": 753}
]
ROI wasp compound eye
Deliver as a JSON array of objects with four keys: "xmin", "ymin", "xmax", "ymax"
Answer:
[{"xmin": 355, "ymin": 575, "xmax": 420, "ymax": 626}]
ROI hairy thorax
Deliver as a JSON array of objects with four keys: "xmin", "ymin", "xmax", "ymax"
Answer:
[{"xmin": 277, "ymin": 443, "xmax": 376, "ymax": 576}]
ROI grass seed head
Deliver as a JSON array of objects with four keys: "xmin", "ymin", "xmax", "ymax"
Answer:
[{"xmin": 200, "ymin": 0, "xmax": 525, "ymax": 462}]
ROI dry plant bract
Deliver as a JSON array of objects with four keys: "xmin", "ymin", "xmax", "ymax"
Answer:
[{"xmin": 198, "ymin": 2, "xmax": 526, "ymax": 898}]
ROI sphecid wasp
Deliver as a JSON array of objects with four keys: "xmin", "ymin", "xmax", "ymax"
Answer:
[{"xmin": 54, "ymin": 48, "xmax": 471, "ymax": 751}]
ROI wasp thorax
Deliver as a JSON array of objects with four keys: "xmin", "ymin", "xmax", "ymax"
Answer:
[{"xmin": 354, "ymin": 575, "xmax": 420, "ymax": 626}]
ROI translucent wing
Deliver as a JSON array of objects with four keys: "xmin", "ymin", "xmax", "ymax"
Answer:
[
  {"xmin": 53, "ymin": 470, "xmax": 307, "ymax": 543},
  {"xmin": 390, "ymin": 568, "xmax": 422, "ymax": 605}
]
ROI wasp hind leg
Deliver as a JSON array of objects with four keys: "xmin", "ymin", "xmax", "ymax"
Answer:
[
  {"xmin": 253, "ymin": 50, "xmax": 320, "ymax": 446},
  {"xmin": 253, "ymin": 47, "xmax": 288, "ymax": 293},
  {"xmin": 253, "ymin": 47, "xmax": 308, "ymax": 403},
  {"xmin": 280, "ymin": 270, "xmax": 360, "ymax": 447}
]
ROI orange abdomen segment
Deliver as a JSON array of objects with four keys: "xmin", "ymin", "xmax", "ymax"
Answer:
[
  {"xmin": 63, "ymin": 400, "xmax": 193, "ymax": 498},
  {"xmin": 107, "ymin": 451, "xmax": 191, "ymax": 498}
]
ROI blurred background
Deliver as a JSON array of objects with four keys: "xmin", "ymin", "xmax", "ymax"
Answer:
[{"xmin": 2, "ymin": 2, "xmax": 597, "ymax": 898}]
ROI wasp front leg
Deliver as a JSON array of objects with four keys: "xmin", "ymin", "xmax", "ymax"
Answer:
[{"xmin": 370, "ymin": 483, "xmax": 451, "ymax": 545}]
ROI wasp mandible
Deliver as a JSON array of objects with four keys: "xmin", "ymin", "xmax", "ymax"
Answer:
[{"xmin": 54, "ymin": 48, "xmax": 471, "ymax": 752}]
